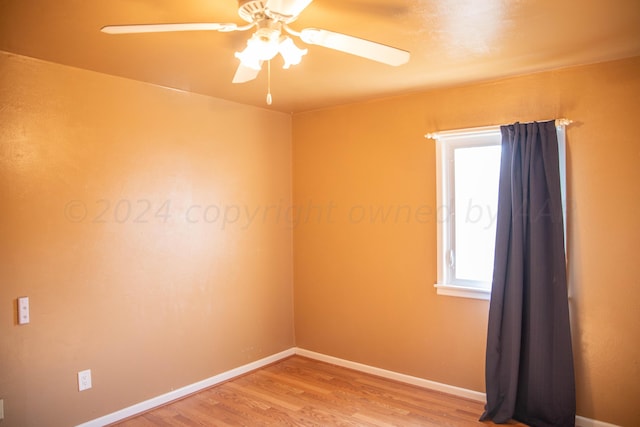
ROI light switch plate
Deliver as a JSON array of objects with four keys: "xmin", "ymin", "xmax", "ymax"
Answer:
[{"xmin": 18, "ymin": 297, "xmax": 29, "ymax": 325}]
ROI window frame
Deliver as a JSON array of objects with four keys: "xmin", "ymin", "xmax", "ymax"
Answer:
[
  {"xmin": 431, "ymin": 123, "xmax": 568, "ymax": 301},
  {"xmin": 435, "ymin": 128, "xmax": 502, "ymax": 300}
]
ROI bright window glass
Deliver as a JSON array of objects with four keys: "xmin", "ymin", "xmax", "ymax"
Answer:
[{"xmin": 453, "ymin": 145, "xmax": 501, "ymax": 284}]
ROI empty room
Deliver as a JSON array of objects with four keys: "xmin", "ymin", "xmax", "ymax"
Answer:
[{"xmin": 1, "ymin": 0, "xmax": 639, "ymax": 426}]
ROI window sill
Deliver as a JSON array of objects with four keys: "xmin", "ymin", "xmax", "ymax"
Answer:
[{"xmin": 434, "ymin": 284, "xmax": 490, "ymax": 300}]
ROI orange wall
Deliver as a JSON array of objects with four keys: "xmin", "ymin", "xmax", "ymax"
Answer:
[
  {"xmin": 2, "ymin": 49, "xmax": 639, "ymax": 427},
  {"xmin": 0, "ymin": 52, "xmax": 294, "ymax": 427},
  {"xmin": 292, "ymin": 56, "xmax": 640, "ymax": 426}
]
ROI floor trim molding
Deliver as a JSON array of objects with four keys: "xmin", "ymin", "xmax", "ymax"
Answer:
[
  {"xmin": 76, "ymin": 348, "xmax": 296, "ymax": 427},
  {"xmin": 77, "ymin": 346, "xmax": 618, "ymax": 427},
  {"xmin": 295, "ymin": 349, "xmax": 619, "ymax": 427},
  {"xmin": 574, "ymin": 416, "xmax": 620, "ymax": 427},
  {"xmin": 295, "ymin": 347, "xmax": 487, "ymax": 402}
]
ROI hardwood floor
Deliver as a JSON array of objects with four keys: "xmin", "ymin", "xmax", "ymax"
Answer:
[{"xmin": 111, "ymin": 356, "xmax": 526, "ymax": 426}]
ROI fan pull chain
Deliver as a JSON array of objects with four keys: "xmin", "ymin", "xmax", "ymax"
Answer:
[{"xmin": 266, "ymin": 60, "xmax": 273, "ymax": 105}]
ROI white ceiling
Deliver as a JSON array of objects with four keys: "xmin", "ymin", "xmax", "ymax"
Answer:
[{"xmin": 1, "ymin": 0, "xmax": 639, "ymax": 112}]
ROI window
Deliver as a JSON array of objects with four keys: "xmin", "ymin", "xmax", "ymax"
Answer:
[{"xmin": 431, "ymin": 124, "xmax": 567, "ymax": 300}]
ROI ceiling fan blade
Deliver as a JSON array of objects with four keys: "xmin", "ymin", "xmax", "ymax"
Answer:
[
  {"xmin": 101, "ymin": 22, "xmax": 239, "ymax": 34},
  {"xmin": 232, "ymin": 63, "xmax": 262, "ymax": 84},
  {"xmin": 265, "ymin": 0, "xmax": 313, "ymax": 18},
  {"xmin": 299, "ymin": 28, "xmax": 410, "ymax": 66}
]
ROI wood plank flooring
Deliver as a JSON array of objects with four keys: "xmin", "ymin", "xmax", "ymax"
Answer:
[{"xmin": 111, "ymin": 356, "xmax": 526, "ymax": 426}]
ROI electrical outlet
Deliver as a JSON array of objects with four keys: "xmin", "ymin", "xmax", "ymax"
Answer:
[{"xmin": 78, "ymin": 370, "xmax": 92, "ymax": 391}]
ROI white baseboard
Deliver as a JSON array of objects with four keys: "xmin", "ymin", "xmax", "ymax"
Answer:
[
  {"xmin": 77, "ymin": 346, "xmax": 619, "ymax": 427},
  {"xmin": 75, "ymin": 348, "xmax": 296, "ymax": 427},
  {"xmin": 294, "ymin": 348, "xmax": 620, "ymax": 427},
  {"xmin": 575, "ymin": 416, "xmax": 620, "ymax": 427},
  {"xmin": 294, "ymin": 347, "xmax": 486, "ymax": 402}
]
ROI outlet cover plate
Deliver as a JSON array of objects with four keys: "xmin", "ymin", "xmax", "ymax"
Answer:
[{"xmin": 78, "ymin": 370, "xmax": 92, "ymax": 391}]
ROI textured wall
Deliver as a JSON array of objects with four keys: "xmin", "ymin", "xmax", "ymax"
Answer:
[
  {"xmin": 2, "ymin": 50, "xmax": 639, "ymax": 426},
  {"xmin": 0, "ymin": 52, "xmax": 294, "ymax": 427},
  {"xmin": 292, "ymin": 57, "xmax": 640, "ymax": 426}
]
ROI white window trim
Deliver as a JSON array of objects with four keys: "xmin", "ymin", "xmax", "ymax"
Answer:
[
  {"xmin": 430, "ymin": 122, "xmax": 568, "ymax": 301},
  {"xmin": 434, "ymin": 128, "xmax": 501, "ymax": 301}
]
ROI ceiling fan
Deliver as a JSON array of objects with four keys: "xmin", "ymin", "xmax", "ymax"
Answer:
[{"xmin": 101, "ymin": 0, "xmax": 410, "ymax": 102}]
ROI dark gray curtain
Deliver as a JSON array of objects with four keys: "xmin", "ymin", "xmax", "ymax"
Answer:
[{"xmin": 480, "ymin": 121, "xmax": 575, "ymax": 426}]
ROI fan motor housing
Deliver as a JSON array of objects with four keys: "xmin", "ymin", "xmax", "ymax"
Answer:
[{"xmin": 238, "ymin": 0, "xmax": 267, "ymax": 23}]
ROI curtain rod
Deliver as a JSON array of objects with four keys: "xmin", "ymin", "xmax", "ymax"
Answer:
[{"xmin": 425, "ymin": 118, "xmax": 572, "ymax": 140}]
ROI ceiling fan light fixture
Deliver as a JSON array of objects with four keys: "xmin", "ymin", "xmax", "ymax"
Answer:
[
  {"xmin": 234, "ymin": 47, "xmax": 262, "ymax": 71},
  {"xmin": 235, "ymin": 30, "xmax": 280, "ymax": 69},
  {"xmin": 278, "ymin": 36, "xmax": 307, "ymax": 69}
]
